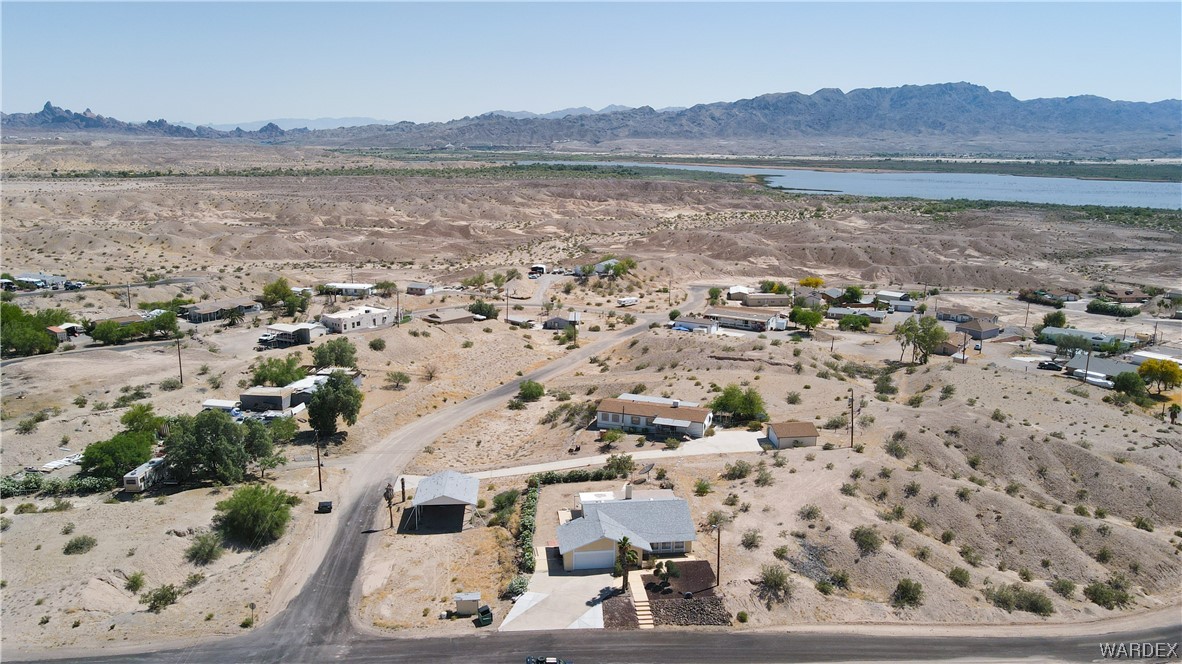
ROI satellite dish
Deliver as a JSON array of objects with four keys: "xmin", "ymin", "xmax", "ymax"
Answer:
[{"xmin": 640, "ymin": 463, "xmax": 655, "ymax": 475}]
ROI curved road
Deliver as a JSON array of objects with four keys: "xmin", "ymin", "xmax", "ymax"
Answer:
[{"xmin": 12, "ymin": 284, "xmax": 1181, "ymax": 663}]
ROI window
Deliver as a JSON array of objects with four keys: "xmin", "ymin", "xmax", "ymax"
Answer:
[{"xmin": 631, "ymin": 416, "xmax": 642, "ymax": 426}]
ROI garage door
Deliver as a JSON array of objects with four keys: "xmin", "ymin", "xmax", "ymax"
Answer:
[{"xmin": 571, "ymin": 549, "xmax": 616, "ymax": 570}]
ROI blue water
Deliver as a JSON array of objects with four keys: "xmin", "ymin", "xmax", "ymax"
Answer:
[{"xmin": 523, "ymin": 160, "xmax": 1182, "ymax": 209}]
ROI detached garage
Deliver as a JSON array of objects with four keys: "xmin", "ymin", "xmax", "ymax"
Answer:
[
  {"xmin": 406, "ymin": 470, "xmax": 479, "ymax": 532},
  {"xmin": 767, "ymin": 421, "xmax": 820, "ymax": 449}
]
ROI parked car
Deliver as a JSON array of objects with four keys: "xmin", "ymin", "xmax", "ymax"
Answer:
[
  {"xmin": 974, "ymin": 343, "xmax": 982, "ymax": 351},
  {"xmin": 1037, "ymin": 361, "xmax": 1064, "ymax": 371},
  {"xmin": 316, "ymin": 501, "xmax": 333, "ymax": 514}
]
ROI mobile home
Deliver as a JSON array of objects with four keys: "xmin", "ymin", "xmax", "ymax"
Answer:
[
  {"xmin": 123, "ymin": 458, "xmax": 165, "ymax": 493},
  {"xmin": 617, "ymin": 296, "xmax": 639, "ymax": 307}
]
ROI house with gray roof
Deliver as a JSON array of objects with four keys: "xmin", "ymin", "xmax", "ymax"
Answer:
[
  {"xmin": 1038, "ymin": 327, "xmax": 1131, "ymax": 351},
  {"xmin": 1064, "ymin": 353, "xmax": 1138, "ymax": 380},
  {"xmin": 557, "ymin": 492, "xmax": 696, "ymax": 571}
]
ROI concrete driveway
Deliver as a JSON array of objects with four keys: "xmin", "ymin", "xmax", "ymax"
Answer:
[{"xmin": 498, "ymin": 547, "xmax": 618, "ymax": 631}]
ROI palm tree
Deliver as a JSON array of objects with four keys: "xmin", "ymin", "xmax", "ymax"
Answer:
[
  {"xmin": 1169, "ymin": 403, "xmax": 1180, "ymax": 425},
  {"xmin": 224, "ymin": 308, "xmax": 245, "ymax": 327},
  {"xmin": 617, "ymin": 537, "xmax": 639, "ymax": 592}
]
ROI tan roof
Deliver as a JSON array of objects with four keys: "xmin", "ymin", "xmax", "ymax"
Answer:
[
  {"xmin": 596, "ymin": 398, "xmax": 711, "ymax": 424},
  {"xmin": 767, "ymin": 421, "xmax": 820, "ymax": 439},
  {"xmin": 956, "ymin": 318, "xmax": 1000, "ymax": 332}
]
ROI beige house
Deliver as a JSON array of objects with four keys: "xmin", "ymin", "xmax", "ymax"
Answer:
[
  {"xmin": 595, "ymin": 394, "xmax": 712, "ymax": 439},
  {"xmin": 766, "ymin": 421, "xmax": 820, "ymax": 448},
  {"xmin": 320, "ymin": 305, "xmax": 392, "ymax": 333}
]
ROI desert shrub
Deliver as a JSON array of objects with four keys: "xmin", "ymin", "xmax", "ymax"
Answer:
[
  {"xmin": 61, "ymin": 522, "xmax": 75, "ymax": 535},
  {"xmin": 694, "ymin": 479, "xmax": 712, "ymax": 496},
  {"xmin": 186, "ymin": 532, "xmax": 225, "ymax": 565},
  {"xmin": 0, "ymin": 516, "xmax": 9, "ymax": 531},
  {"xmin": 736, "ymin": 611, "xmax": 749, "ymax": 623},
  {"xmin": 891, "ymin": 579, "xmax": 924, "ymax": 608},
  {"xmin": 140, "ymin": 584, "xmax": 180, "ymax": 613},
  {"xmin": 991, "ymin": 408, "xmax": 1007, "ymax": 422},
  {"xmin": 1084, "ymin": 576, "xmax": 1131, "ymax": 609},
  {"xmin": 1095, "ymin": 547, "xmax": 1113, "ymax": 563},
  {"xmin": 815, "ymin": 580, "xmax": 834, "ymax": 595},
  {"xmin": 63, "ymin": 535, "xmax": 97, "ymax": 555},
  {"xmin": 755, "ymin": 466, "xmax": 774, "ymax": 487},
  {"xmin": 773, "ymin": 545, "xmax": 789, "ymax": 561},
  {"xmin": 906, "ymin": 394, "xmax": 924, "ymax": 407},
  {"xmin": 1132, "ymin": 516, "xmax": 1154, "ymax": 532},
  {"xmin": 1050, "ymin": 578, "xmax": 1076, "ymax": 598},
  {"xmin": 368, "ymin": 338, "xmax": 386, "ymax": 351},
  {"xmin": 885, "ymin": 437, "xmax": 908, "ymax": 460},
  {"xmin": 960, "ymin": 545, "xmax": 983, "ymax": 567},
  {"xmin": 503, "ymin": 574, "xmax": 530, "ymax": 598},
  {"xmin": 705, "ymin": 510, "xmax": 731, "ymax": 527},
  {"xmin": 798, "ymin": 504, "xmax": 821, "ymax": 521},
  {"xmin": 941, "ymin": 530, "xmax": 955, "ymax": 544},
  {"xmin": 948, "ymin": 567, "xmax": 971, "ymax": 587},
  {"xmin": 213, "ymin": 485, "xmax": 297, "ymax": 546},
  {"xmin": 125, "ymin": 572, "xmax": 146, "ymax": 593},
  {"xmin": 517, "ymin": 380, "xmax": 545, "ymax": 402},
  {"xmin": 184, "ymin": 573, "xmax": 205, "ymax": 589},
  {"xmin": 723, "ymin": 460, "xmax": 752, "ymax": 480},
  {"xmin": 758, "ymin": 563, "xmax": 793, "ymax": 603},
  {"xmin": 741, "ymin": 529, "xmax": 763, "ymax": 550},
  {"xmin": 985, "ymin": 583, "xmax": 1055, "ymax": 616},
  {"xmin": 850, "ymin": 526, "xmax": 882, "ymax": 555},
  {"xmin": 14, "ymin": 502, "xmax": 38, "ymax": 514},
  {"xmin": 159, "ymin": 377, "xmax": 182, "ymax": 391},
  {"xmin": 785, "ymin": 391, "xmax": 802, "ymax": 405}
]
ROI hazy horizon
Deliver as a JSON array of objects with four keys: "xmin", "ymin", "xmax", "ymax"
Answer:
[{"xmin": 3, "ymin": 2, "xmax": 1180, "ymax": 125}]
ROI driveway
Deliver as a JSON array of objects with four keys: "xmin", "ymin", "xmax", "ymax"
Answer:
[{"xmin": 498, "ymin": 547, "xmax": 616, "ymax": 631}]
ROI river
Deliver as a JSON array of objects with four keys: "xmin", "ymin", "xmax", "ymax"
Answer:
[{"xmin": 524, "ymin": 161, "xmax": 1182, "ymax": 209}]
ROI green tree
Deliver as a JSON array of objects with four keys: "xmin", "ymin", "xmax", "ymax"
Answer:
[
  {"xmin": 261, "ymin": 278, "xmax": 292, "ymax": 307},
  {"xmin": 913, "ymin": 316, "xmax": 949, "ymax": 364},
  {"xmin": 891, "ymin": 579, "xmax": 925, "ymax": 608},
  {"xmin": 710, "ymin": 384, "xmax": 766, "ymax": 422},
  {"xmin": 312, "ymin": 337, "xmax": 357, "ymax": 369},
  {"xmin": 1112, "ymin": 372, "xmax": 1147, "ymax": 398},
  {"xmin": 668, "ymin": 309, "xmax": 682, "ymax": 321},
  {"xmin": 1169, "ymin": 403, "xmax": 1180, "ymax": 425},
  {"xmin": 707, "ymin": 287, "xmax": 723, "ymax": 305},
  {"xmin": 308, "ymin": 371, "xmax": 364, "ymax": 438},
  {"xmin": 80, "ymin": 431, "xmax": 155, "ymax": 481},
  {"xmin": 617, "ymin": 536, "xmax": 639, "ymax": 591},
  {"xmin": 0, "ymin": 303, "xmax": 69, "ymax": 356},
  {"xmin": 214, "ymin": 485, "xmax": 297, "ymax": 546},
  {"xmin": 609, "ymin": 257, "xmax": 637, "ymax": 279},
  {"xmin": 1053, "ymin": 334, "xmax": 1092, "ymax": 358},
  {"xmin": 242, "ymin": 419, "xmax": 274, "ymax": 465},
  {"xmin": 121, "ymin": 403, "xmax": 163, "ymax": 434},
  {"xmin": 163, "ymin": 410, "xmax": 249, "ymax": 484},
  {"xmin": 374, "ymin": 280, "xmax": 398, "ymax": 297},
  {"xmin": 252, "ymin": 353, "xmax": 307, "ymax": 386},
  {"xmin": 1138, "ymin": 358, "xmax": 1182, "ymax": 394},
  {"xmin": 90, "ymin": 320, "xmax": 131, "ymax": 345},
  {"xmin": 224, "ymin": 308, "xmax": 245, "ymax": 327},
  {"xmin": 1034, "ymin": 310, "xmax": 1067, "ymax": 336},
  {"xmin": 795, "ymin": 309, "xmax": 823, "ymax": 333},
  {"xmin": 468, "ymin": 300, "xmax": 500, "ymax": 320},
  {"xmin": 267, "ymin": 416, "xmax": 298, "ymax": 444},
  {"xmin": 893, "ymin": 318, "xmax": 919, "ymax": 362},
  {"xmin": 385, "ymin": 371, "xmax": 411, "ymax": 390},
  {"xmin": 518, "ymin": 380, "xmax": 545, "ymax": 402},
  {"xmin": 838, "ymin": 314, "xmax": 870, "ymax": 331},
  {"xmin": 842, "ymin": 286, "xmax": 864, "ymax": 303}
]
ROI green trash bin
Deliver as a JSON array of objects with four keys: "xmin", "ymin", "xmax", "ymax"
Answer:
[{"xmin": 475, "ymin": 604, "xmax": 493, "ymax": 627}]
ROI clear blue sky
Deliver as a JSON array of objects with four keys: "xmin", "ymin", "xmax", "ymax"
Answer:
[{"xmin": 3, "ymin": 2, "xmax": 1179, "ymax": 125}]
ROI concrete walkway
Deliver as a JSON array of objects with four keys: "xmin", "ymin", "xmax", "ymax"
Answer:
[{"xmin": 400, "ymin": 430, "xmax": 763, "ymax": 489}]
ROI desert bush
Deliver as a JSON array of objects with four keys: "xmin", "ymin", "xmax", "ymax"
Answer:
[
  {"xmin": 773, "ymin": 545, "xmax": 789, "ymax": 561},
  {"xmin": 503, "ymin": 574, "xmax": 530, "ymax": 599},
  {"xmin": 758, "ymin": 563, "xmax": 793, "ymax": 603},
  {"xmin": 948, "ymin": 567, "xmax": 971, "ymax": 587},
  {"xmin": 140, "ymin": 584, "xmax": 180, "ymax": 613},
  {"xmin": 125, "ymin": 572, "xmax": 145, "ymax": 593},
  {"xmin": 63, "ymin": 535, "xmax": 97, "ymax": 555},
  {"xmin": 736, "ymin": 611, "xmax": 749, "ymax": 623},
  {"xmin": 694, "ymin": 478, "xmax": 712, "ymax": 496},
  {"xmin": 1084, "ymin": 575, "xmax": 1131, "ymax": 609},
  {"xmin": 986, "ymin": 583, "xmax": 1055, "ymax": 616},
  {"xmin": 941, "ymin": 530, "xmax": 955, "ymax": 544},
  {"xmin": 755, "ymin": 466, "xmax": 774, "ymax": 487},
  {"xmin": 186, "ymin": 532, "xmax": 225, "ymax": 565},
  {"xmin": 960, "ymin": 545, "xmax": 983, "ymax": 567},
  {"xmin": 1050, "ymin": 578, "xmax": 1076, "ymax": 598},
  {"xmin": 850, "ymin": 525, "xmax": 882, "ymax": 555},
  {"xmin": 891, "ymin": 579, "xmax": 924, "ymax": 608},
  {"xmin": 213, "ymin": 485, "xmax": 298, "ymax": 546},
  {"xmin": 1132, "ymin": 516, "xmax": 1154, "ymax": 532},
  {"xmin": 798, "ymin": 504, "xmax": 821, "ymax": 521},
  {"xmin": 741, "ymin": 529, "xmax": 763, "ymax": 550},
  {"xmin": 368, "ymin": 338, "xmax": 386, "ymax": 351},
  {"xmin": 723, "ymin": 460, "xmax": 753, "ymax": 480},
  {"xmin": 159, "ymin": 377, "xmax": 182, "ymax": 391}
]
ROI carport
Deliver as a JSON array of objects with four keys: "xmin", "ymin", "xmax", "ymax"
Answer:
[{"xmin": 406, "ymin": 470, "xmax": 479, "ymax": 532}]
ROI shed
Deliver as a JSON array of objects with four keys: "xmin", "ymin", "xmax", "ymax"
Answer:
[
  {"xmin": 239, "ymin": 386, "xmax": 293, "ymax": 412},
  {"xmin": 425, "ymin": 310, "xmax": 474, "ymax": 325},
  {"xmin": 408, "ymin": 470, "xmax": 479, "ymax": 531},
  {"xmin": 454, "ymin": 592, "xmax": 481, "ymax": 616},
  {"xmin": 767, "ymin": 421, "xmax": 820, "ymax": 449}
]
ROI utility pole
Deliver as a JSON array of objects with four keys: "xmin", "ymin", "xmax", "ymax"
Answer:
[
  {"xmin": 315, "ymin": 433, "xmax": 322, "ymax": 492},
  {"xmin": 401, "ymin": 477, "xmax": 406, "ymax": 502},
  {"xmin": 714, "ymin": 524, "xmax": 722, "ymax": 587},
  {"xmin": 126, "ymin": 283, "xmax": 132, "ymax": 308},
  {"xmin": 962, "ymin": 332, "xmax": 969, "ymax": 364},
  {"xmin": 176, "ymin": 339, "xmax": 183, "ymax": 385},
  {"xmin": 1023, "ymin": 300, "xmax": 1031, "ymax": 330},
  {"xmin": 396, "ymin": 287, "xmax": 401, "ymax": 326},
  {"xmin": 848, "ymin": 388, "xmax": 855, "ymax": 448},
  {"xmin": 1082, "ymin": 349, "xmax": 1092, "ymax": 383}
]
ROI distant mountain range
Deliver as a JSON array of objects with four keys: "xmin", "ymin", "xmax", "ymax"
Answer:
[
  {"xmin": 175, "ymin": 117, "xmax": 399, "ymax": 131},
  {"xmin": 486, "ymin": 105, "xmax": 685, "ymax": 120},
  {"xmin": 4, "ymin": 83, "xmax": 1179, "ymax": 158}
]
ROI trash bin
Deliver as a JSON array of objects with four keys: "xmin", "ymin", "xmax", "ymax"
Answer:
[{"xmin": 475, "ymin": 604, "xmax": 493, "ymax": 627}]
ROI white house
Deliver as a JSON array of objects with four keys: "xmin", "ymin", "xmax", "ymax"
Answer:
[
  {"xmin": 325, "ymin": 282, "xmax": 375, "ymax": 297},
  {"xmin": 405, "ymin": 282, "xmax": 434, "ymax": 296},
  {"xmin": 320, "ymin": 305, "xmax": 393, "ymax": 333},
  {"xmin": 672, "ymin": 317, "xmax": 720, "ymax": 334},
  {"xmin": 596, "ymin": 394, "xmax": 712, "ymax": 439}
]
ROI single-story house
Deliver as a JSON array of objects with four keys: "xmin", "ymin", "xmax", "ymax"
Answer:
[
  {"xmin": 726, "ymin": 285, "xmax": 753, "ymax": 301},
  {"xmin": 876, "ymin": 290, "xmax": 910, "ymax": 303},
  {"xmin": 17, "ymin": 272, "xmax": 67, "ymax": 288},
  {"xmin": 543, "ymin": 312, "xmax": 580, "ymax": 330},
  {"xmin": 890, "ymin": 300, "xmax": 917, "ymax": 313},
  {"xmin": 316, "ymin": 366, "xmax": 364, "ymax": 386},
  {"xmin": 46, "ymin": 326, "xmax": 68, "ymax": 342},
  {"xmin": 1064, "ymin": 353, "xmax": 1138, "ymax": 380},
  {"xmin": 183, "ymin": 297, "xmax": 262, "ymax": 324},
  {"xmin": 825, "ymin": 307, "xmax": 887, "ymax": 324},
  {"xmin": 820, "ymin": 287, "xmax": 845, "ymax": 303},
  {"xmin": 846, "ymin": 295, "xmax": 878, "ymax": 309},
  {"xmin": 425, "ymin": 310, "xmax": 474, "ymax": 325},
  {"xmin": 615, "ymin": 392, "xmax": 699, "ymax": 407},
  {"xmin": 557, "ymin": 491, "xmax": 696, "ymax": 571},
  {"xmin": 937, "ymin": 309, "xmax": 998, "ymax": 324},
  {"xmin": 1038, "ymin": 326, "xmax": 1130, "ymax": 351},
  {"xmin": 405, "ymin": 282, "xmax": 434, "ymax": 296},
  {"xmin": 91, "ymin": 314, "xmax": 144, "ymax": 327},
  {"xmin": 59, "ymin": 322, "xmax": 84, "ymax": 337},
  {"xmin": 575, "ymin": 259, "xmax": 620, "ymax": 277},
  {"xmin": 239, "ymin": 386, "xmax": 293, "ymax": 412},
  {"xmin": 798, "ymin": 289, "xmax": 826, "ymax": 308},
  {"xmin": 506, "ymin": 315, "xmax": 535, "ymax": 328},
  {"xmin": 1041, "ymin": 289, "xmax": 1079, "ymax": 302},
  {"xmin": 702, "ymin": 307, "xmax": 777, "ymax": 332},
  {"xmin": 741, "ymin": 292, "xmax": 793, "ymax": 308},
  {"xmin": 955, "ymin": 318, "xmax": 1001, "ymax": 341},
  {"xmin": 935, "ymin": 340, "xmax": 967, "ymax": 356},
  {"xmin": 320, "ymin": 305, "xmax": 392, "ymax": 333},
  {"xmin": 1106, "ymin": 288, "xmax": 1149, "ymax": 304},
  {"xmin": 266, "ymin": 322, "xmax": 327, "ymax": 346},
  {"xmin": 324, "ymin": 282, "xmax": 375, "ymax": 298},
  {"xmin": 408, "ymin": 470, "xmax": 479, "ymax": 531},
  {"xmin": 672, "ymin": 317, "xmax": 720, "ymax": 334},
  {"xmin": 766, "ymin": 421, "xmax": 820, "ymax": 449},
  {"xmin": 596, "ymin": 394, "xmax": 712, "ymax": 439}
]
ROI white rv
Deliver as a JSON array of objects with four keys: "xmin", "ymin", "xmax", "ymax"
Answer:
[
  {"xmin": 617, "ymin": 296, "xmax": 639, "ymax": 307},
  {"xmin": 123, "ymin": 458, "xmax": 165, "ymax": 493}
]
